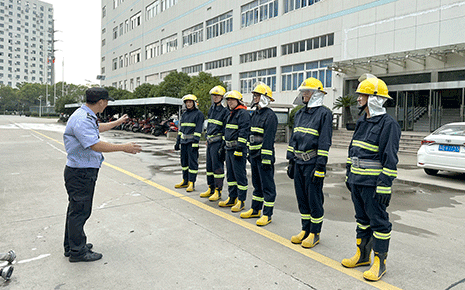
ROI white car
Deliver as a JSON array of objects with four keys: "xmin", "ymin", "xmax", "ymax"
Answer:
[{"xmin": 417, "ymin": 122, "xmax": 465, "ymax": 175}]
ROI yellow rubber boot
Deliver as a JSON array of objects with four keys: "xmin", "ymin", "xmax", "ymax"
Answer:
[
  {"xmin": 199, "ymin": 187, "xmax": 212, "ymax": 198},
  {"xmin": 209, "ymin": 189, "xmax": 222, "ymax": 201},
  {"xmin": 218, "ymin": 197, "xmax": 236, "ymax": 207},
  {"xmin": 301, "ymin": 233, "xmax": 320, "ymax": 248},
  {"xmin": 174, "ymin": 179, "xmax": 188, "ymax": 188},
  {"xmin": 186, "ymin": 182, "xmax": 195, "ymax": 192},
  {"xmin": 290, "ymin": 231, "xmax": 307, "ymax": 244},
  {"xmin": 363, "ymin": 252, "xmax": 387, "ymax": 281},
  {"xmin": 240, "ymin": 209, "xmax": 261, "ymax": 219},
  {"xmin": 256, "ymin": 215, "xmax": 272, "ymax": 226},
  {"xmin": 231, "ymin": 200, "xmax": 244, "ymax": 212},
  {"xmin": 341, "ymin": 238, "xmax": 373, "ymax": 268}
]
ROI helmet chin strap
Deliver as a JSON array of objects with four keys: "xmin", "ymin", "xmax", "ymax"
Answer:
[{"xmin": 358, "ymin": 104, "xmax": 367, "ymax": 115}]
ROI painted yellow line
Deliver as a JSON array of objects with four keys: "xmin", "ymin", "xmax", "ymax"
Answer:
[{"xmin": 30, "ymin": 129, "xmax": 402, "ymax": 290}]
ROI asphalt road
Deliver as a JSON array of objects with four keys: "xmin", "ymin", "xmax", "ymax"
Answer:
[{"xmin": 1, "ymin": 115, "xmax": 464, "ymax": 290}]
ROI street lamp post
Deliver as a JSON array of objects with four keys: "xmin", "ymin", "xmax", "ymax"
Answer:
[{"xmin": 38, "ymin": 95, "xmax": 43, "ymax": 117}]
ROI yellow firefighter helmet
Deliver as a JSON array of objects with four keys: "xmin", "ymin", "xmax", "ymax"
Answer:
[
  {"xmin": 298, "ymin": 77, "xmax": 327, "ymax": 94},
  {"xmin": 356, "ymin": 78, "xmax": 391, "ymax": 99},
  {"xmin": 209, "ymin": 85, "xmax": 226, "ymax": 96},
  {"xmin": 252, "ymin": 82, "xmax": 274, "ymax": 102},
  {"xmin": 224, "ymin": 90, "xmax": 243, "ymax": 101}
]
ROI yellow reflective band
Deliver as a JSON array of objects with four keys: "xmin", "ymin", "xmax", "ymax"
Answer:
[
  {"xmin": 253, "ymin": 196, "xmax": 265, "ymax": 202},
  {"xmin": 314, "ymin": 171, "xmax": 325, "ymax": 178},
  {"xmin": 182, "ymin": 166, "xmax": 189, "ymax": 170},
  {"xmin": 347, "ymin": 157, "xmax": 352, "ymax": 164},
  {"xmin": 262, "ymin": 159, "xmax": 271, "ymax": 165},
  {"xmin": 226, "ymin": 124, "xmax": 238, "ymax": 129},
  {"xmin": 374, "ymin": 231, "xmax": 391, "ymax": 240},
  {"xmin": 251, "ymin": 127, "xmax": 264, "ymax": 133},
  {"xmin": 294, "ymin": 127, "xmax": 319, "ymax": 136},
  {"xmin": 206, "ymin": 172, "xmax": 214, "ymax": 176},
  {"xmin": 261, "ymin": 149, "xmax": 272, "ymax": 155},
  {"xmin": 350, "ymin": 167, "xmax": 382, "ymax": 176},
  {"xmin": 237, "ymin": 185, "xmax": 248, "ymax": 191},
  {"xmin": 287, "ymin": 146, "xmax": 294, "ymax": 152},
  {"xmin": 188, "ymin": 169, "xmax": 198, "ymax": 174},
  {"xmin": 345, "ymin": 176, "xmax": 348, "ymax": 182},
  {"xmin": 207, "ymin": 133, "xmax": 222, "ymax": 138},
  {"xmin": 382, "ymin": 167, "xmax": 397, "ymax": 177},
  {"xmin": 311, "ymin": 216, "xmax": 324, "ymax": 223},
  {"xmin": 234, "ymin": 151, "xmax": 243, "ymax": 156},
  {"xmin": 194, "ymin": 132, "xmax": 201, "ymax": 137},
  {"xmin": 228, "ymin": 181, "xmax": 238, "ymax": 186},
  {"xmin": 352, "ymin": 140, "xmax": 379, "ymax": 152},
  {"xmin": 294, "ymin": 149, "xmax": 315, "ymax": 154},
  {"xmin": 178, "ymin": 131, "xmax": 182, "ymax": 135},
  {"xmin": 208, "ymin": 119, "xmax": 223, "ymax": 126},
  {"xmin": 264, "ymin": 201, "xmax": 274, "ymax": 207},
  {"xmin": 238, "ymin": 137, "xmax": 247, "ymax": 144},
  {"xmin": 192, "ymin": 143, "xmax": 199, "ymax": 148},
  {"xmin": 301, "ymin": 214, "xmax": 311, "ymax": 220},
  {"xmin": 182, "ymin": 123, "xmax": 196, "ymax": 127},
  {"xmin": 249, "ymin": 144, "xmax": 262, "ymax": 150},
  {"xmin": 357, "ymin": 223, "xmax": 370, "ymax": 230},
  {"xmin": 214, "ymin": 173, "xmax": 225, "ymax": 178},
  {"xmin": 376, "ymin": 186, "xmax": 391, "ymax": 194},
  {"xmin": 318, "ymin": 149, "xmax": 329, "ymax": 157}
]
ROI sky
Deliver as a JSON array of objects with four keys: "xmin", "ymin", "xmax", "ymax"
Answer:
[{"xmin": 45, "ymin": 0, "xmax": 101, "ymax": 86}]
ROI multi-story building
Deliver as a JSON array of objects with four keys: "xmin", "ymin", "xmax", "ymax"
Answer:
[
  {"xmin": 0, "ymin": 0, "xmax": 54, "ymax": 89},
  {"xmin": 101, "ymin": 0, "xmax": 465, "ymax": 132}
]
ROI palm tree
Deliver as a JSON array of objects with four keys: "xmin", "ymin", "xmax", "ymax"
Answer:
[{"xmin": 333, "ymin": 95, "xmax": 357, "ymax": 127}]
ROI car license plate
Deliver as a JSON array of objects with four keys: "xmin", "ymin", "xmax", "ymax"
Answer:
[{"xmin": 438, "ymin": 145, "xmax": 460, "ymax": 152}]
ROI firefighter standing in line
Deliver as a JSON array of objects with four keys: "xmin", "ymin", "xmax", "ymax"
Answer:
[
  {"xmin": 199, "ymin": 85, "xmax": 229, "ymax": 201},
  {"xmin": 218, "ymin": 90, "xmax": 250, "ymax": 212},
  {"xmin": 174, "ymin": 94, "xmax": 205, "ymax": 192},
  {"xmin": 287, "ymin": 77, "xmax": 332, "ymax": 248},
  {"xmin": 341, "ymin": 75, "xmax": 401, "ymax": 281},
  {"xmin": 240, "ymin": 83, "xmax": 278, "ymax": 226}
]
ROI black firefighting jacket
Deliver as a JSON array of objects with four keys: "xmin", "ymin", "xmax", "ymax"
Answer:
[
  {"xmin": 346, "ymin": 113, "xmax": 401, "ymax": 194},
  {"xmin": 206, "ymin": 103, "xmax": 229, "ymax": 142},
  {"xmin": 248, "ymin": 107, "xmax": 278, "ymax": 165},
  {"xmin": 176, "ymin": 108, "xmax": 205, "ymax": 146},
  {"xmin": 287, "ymin": 106, "xmax": 333, "ymax": 173},
  {"xmin": 224, "ymin": 105, "xmax": 250, "ymax": 152}
]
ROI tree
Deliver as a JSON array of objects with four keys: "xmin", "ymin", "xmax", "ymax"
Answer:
[
  {"xmin": 150, "ymin": 71, "xmax": 190, "ymax": 99},
  {"xmin": 105, "ymin": 86, "xmax": 133, "ymax": 100},
  {"xmin": 333, "ymin": 95, "xmax": 357, "ymax": 125},
  {"xmin": 133, "ymin": 83, "xmax": 154, "ymax": 99},
  {"xmin": 0, "ymin": 85, "xmax": 20, "ymax": 112},
  {"xmin": 180, "ymin": 72, "xmax": 226, "ymax": 117}
]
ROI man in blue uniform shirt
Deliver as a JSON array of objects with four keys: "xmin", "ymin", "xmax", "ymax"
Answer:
[
  {"xmin": 63, "ymin": 87, "xmax": 141, "ymax": 262},
  {"xmin": 341, "ymin": 75, "xmax": 401, "ymax": 281},
  {"xmin": 240, "ymin": 83, "xmax": 278, "ymax": 226},
  {"xmin": 287, "ymin": 77, "xmax": 332, "ymax": 248}
]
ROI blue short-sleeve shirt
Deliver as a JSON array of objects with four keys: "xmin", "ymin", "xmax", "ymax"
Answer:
[{"xmin": 63, "ymin": 105, "xmax": 103, "ymax": 168}]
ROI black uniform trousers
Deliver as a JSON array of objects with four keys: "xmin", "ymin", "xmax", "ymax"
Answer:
[
  {"xmin": 181, "ymin": 143, "xmax": 199, "ymax": 183},
  {"xmin": 206, "ymin": 141, "xmax": 225, "ymax": 190},
  {"xmin": 349, "ymin": 184, "xmax": 391, "ymax": 253},
  {"xmin": 225, "ymin": 150, "xmax": 247, "ymax": 202},
  {"xmin": 294, "ymin": 163, "xmax": 324, "ymax": 234},
  {"xmin": 64, "ymin": 166, "xmax": 99, "ymax": 257},
  {"xmin": 250, "ymin": 157, "xmax": 276, "ymax": 217}
]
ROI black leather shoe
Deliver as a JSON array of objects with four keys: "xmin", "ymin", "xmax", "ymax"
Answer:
[
  {"xmin": 69, "ymin": 251, "xmax": 102, "ymax": 263},
  {"xmin": 64, "ymin": 243, "xmax": 93, "ymax": 257}
]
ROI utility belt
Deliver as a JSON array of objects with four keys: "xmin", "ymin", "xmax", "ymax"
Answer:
[
  {"xmin": 351, "ymin": 157, "xmax": 382, "ymax": 169},
  {"xmin": 249, "ymin": 135, "xmax": 263, "ymax": 144},
  {"xmin": 225, "ymin": 140, "xmax": 238, "ymax": 149},
  {"xmin": 182, "ymin": 134, "xmax": 195, "ymax": 140},
  {"xmin": 207, "ymin": 135, "xmax": 223, "ymax": 144},
  {"xmin": 295, "ymin": 150, "xmax": 317, "ymax": 161}
]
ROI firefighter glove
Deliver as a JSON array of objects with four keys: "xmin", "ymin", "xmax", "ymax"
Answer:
[
  {"xmin": 261, "ymin": 162, "xmax": 272, "ymax": 171},
  {"xmin": 234, "ymin": 151, "xmax": 243, "ymax": 160},
  {"xmin": 174, "ymin": 143, "xmax": 180, "ymax": 151},
  {"xmin": 287, "ymin": 159, "xmax": 295, "ymax": 179},
  {"xmin": 311, "ymin": 168, "xmax": 325, "ymax": 184},
  {"xmin": 375, "ymin": 182, "xmax": 391, "ymax": 206}
]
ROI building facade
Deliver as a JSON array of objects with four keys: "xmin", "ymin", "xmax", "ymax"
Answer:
[
  {"xmin": 100, "ymin": 0, "xmax": 465, "ymax": 132},
  {"xmin": 0, "ymin": 0, "xmax": 54, "ymax": 88}
]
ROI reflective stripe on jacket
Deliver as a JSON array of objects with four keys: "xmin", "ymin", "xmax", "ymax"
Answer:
[
  {"xmin": 177, "ymin": 108, "xmax": 205, "ymax": 145},
  {"xmin": 248, "ymin": 107, "xmax": 278, "ymax": 164}
]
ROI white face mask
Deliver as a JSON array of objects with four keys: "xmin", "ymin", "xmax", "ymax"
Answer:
[
  {"xmin": 306, "ymin": 91, "xmax": 325, "ymax": 108},
  {"xmin": 258, "ymin": 95, "xmax": 270, "ymax": 108},
  {"xmin": 367, "ymin": 95, "xmax": 387, "ymax": 117}
]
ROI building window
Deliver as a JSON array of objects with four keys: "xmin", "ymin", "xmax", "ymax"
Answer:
[
  {"xmin": 241, "ymin": 0, "xmax": 278, "ymax": 28},
  {"xmin": 113, "ymin": 26, "xmax": 118, "ymax": 39},
  {"xmin": 119, "ymin": 56, "xmax": 123, "ymax": 68},
  {"xmin": 113, "ymin": 0, "xmax": 118, "ymax": 9},
  {"xmin": 145, "ymin": 41, "xmax": 160, "ymax": 60},
  {"xmin": 136, "ymin": 77, "xmax": 140, "ymax": 87},
  {"xmin": 145, "ymin": 73, "xmax": 159, "ymax": 83},
  {"xmin": 240, "ymin": 68, "xmax": 276, "ymax": 94},
  {"xmin": 281, "ymin": 33, "xmax": 334, "ymax": 56},
  {"xmin": 283, "ymin": 0, "xmax": 321, "ymax": 14},
  {"xmin": 112, "ymin": 58, "xmax": 117, "ymax": 70},
  {"xmin": 102, "ymin": 6, "xmax": 106, "ymax": 18},
  {"xmin": 161, "ymin": 34, "xmax": 177, "ymax": 54},
  {"xmin": 182, "ymin": 23, "xmax": 203, "ymax": 47},
  {"xmin": 102, "ymin": 39, "xmax": 105, "ymax": 47},
  {"xmin": 240, "ymin": 47, "xmax": 277, "ymax": 64},
  {"xmin": 281, "ymin": 58, "xmax": 332, "ymax": 91},
  {"xmin": 206, "ymin": 11, "xmax": 233, "ymax": 40},
  {"xmin": 218, "ymin": 74, "xmax": 232, "ymax": 91},
  {"xmin": 130, "ymin": 11, "xmax": 141, "ymax": 30},
  {"xmin": 119, "ymin": 23, "xmax": 123, "ymax": 36},
  {"xmin": 129, "ymin": 49, "xmax": 141, "ymax": 64},
  {"xmin": 160, "ymin": 69, "xmax": 176, "ymax": 79},
  {"xmin": 146, "ymin": 0, "xmax": 160, "ymax": 20},
  {"xmin": 182, "ymin": 63, "xmax": 202, "ymax": 74},
  {"xmin": 205, "ymin": 57, "xmax": 232, "ymax": 70}
]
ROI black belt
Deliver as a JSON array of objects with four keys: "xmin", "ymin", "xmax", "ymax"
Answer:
[
  {"xmin": 249, "ymin": 135, "xmax": 263, "ymax": 144},
  {"xmin": 351, "ymin": 157, "xmax": 382, "ymax": 169},
  {"xmin": 295, "ymin": 150, "xmax": 317, "ymax": 161},
  {"xmin": 207, "ymin": 135, "xmax": 223, "ymax": 144},
  {"xmin": 225, "ymin": 140, "xmax": 238, "ymax": 148}
]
